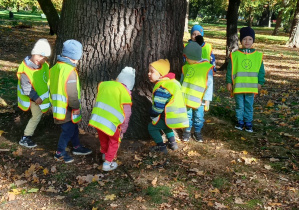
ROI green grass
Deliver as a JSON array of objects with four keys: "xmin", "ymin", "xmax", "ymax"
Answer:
[
  {"xmin": 0, "ymin": 10, "xmax": 46, "ymax": 22},
  {"xmin": 145, "ymin": 186, "xmax": 172, "ymax": 204}
]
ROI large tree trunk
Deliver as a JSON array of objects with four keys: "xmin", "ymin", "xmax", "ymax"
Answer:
[
  {"xmin": 37, "ymin": 0, "xmax": 60, "ymax": 35},
  {"xmin": 272, "ymin": 10, "xmax": 283, "ymax": 35},
  {"xmin": 184, "ymin": 0, "xmax": 190, "ymax": 33},
  {"xmin": 54, "ymin": 0, "xmax": 187, "ymax": 139},
  {"xmin": 288, "ymin": 0, "xmax": 299, "ymax": 47},
  {"xmin": 219, "ymin": 0, "xmax": 240, "ymax": 71}
]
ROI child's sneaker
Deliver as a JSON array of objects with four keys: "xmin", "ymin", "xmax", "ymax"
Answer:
[
  {"xmin": 182, "ymin": 131, "xmax": 191, "ymax": 142},
  {"xmin": 19, "ymin": 136, "xmax": 37, "ymax": 148},
  {"xmin": 54, "ymin": 151, "xmax": 74, "ymax": 163},
  {"xmin": 150, "ymin": 145, "xmax": 168, "ymax": 154},
  {"xmin": 102, "ymin": 161, "xmax": 118, "ymax": 171},
  {"xmin": 245, "ymin": 122, "xmax": 253, "ymax": 133},
  {"xmin": 194, "ymin": 132, "xmax": 203, "ymax": 143},
  {"xmin": 235, "ymin": 121, "xmax": 244, "ymax": 131},
  {"xmin": 72, "ymin": 146, "xmax": 92, "ymax": 155},
  {"xmin": 168, "ymin": 141, "xmax": 178, "ymax": 150}
]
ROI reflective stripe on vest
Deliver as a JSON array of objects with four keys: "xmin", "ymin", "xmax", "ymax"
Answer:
[
  {"xmin": 17, "ymin": 61, "xmax": 50, "ymax": 113},
  {"xmin": 231, "ymin": 50, "xmax": 263, "ymax": 94},
  {"xmin": 181, "ymin": 62, "xmax": 213, "ymax": 108},
  {"xmin": 88, "ymin": 81, "xmax": 132, "ymax": 136},
  {"xmin": 152, "ymin": 79, "xmax": 189, "ymax": 129}
]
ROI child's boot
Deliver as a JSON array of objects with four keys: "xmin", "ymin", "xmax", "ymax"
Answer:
[
  {"xmin": 168, "ymin": 136, "xmax": 178, "ymax": 150},
  {"xmin": 194, "ymin": 132, "xmax": 203, "ymax": 143},
  {"xmin": 245, "ymin": 122, "xmax": 253, "ymax": 133},
  {"xmin": 151, "ymin": 143, "xmax": 168, "ymax": 154},
  {"xmin": 235, "ymin": 120, "xmax": 244, "ymax": 131},
  {"xmin": 102, "ymin": 161, "xmax": 118, "ymax": 171},
  {"xmin": 182, "ymin": 131, "xmax": 191, "ymax": 142}
]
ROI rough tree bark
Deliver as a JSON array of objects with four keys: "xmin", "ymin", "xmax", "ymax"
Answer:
[
  {"xmin": 54, "ymin": 0, "xmax": 187, "ymax": 139},
  {"xmin": 288, "ymin": 0, "xmax": 299, "ymax": 47},
  {"xmin": 219, "ymin": 0, "xmax": 240, "ymax": 71},
  {"xmin": 184, "ymin": 0, "xmax": 190, "ymax": 33},
  {"xmin": 37, "ymin": 0, "xmax": 60, "ymax": 35}
]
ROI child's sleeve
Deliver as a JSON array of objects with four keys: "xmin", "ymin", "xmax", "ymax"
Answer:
[
  {"xmin": 258, "ymin": 61, "xmax": 265, "ymax": 85},
  {"xmin": 149, "ymin": 86, "xmax": 171, "ymax": 118},
  {"xmin": 210, "ymin": 52, "xmax": 217, "ymax": 72},
  {"xmin": 226, "ymin": 58, "xmax": 233, "ymax": 84},
  {"xmin": 120, "ymin": 104, "xmax": 132, "ymax": 134},
  {"xmin": 20, "ymin": 74, "xmax": 39, "ymax": 101},
  {"xmin": 66, "ymin": 71, "xmax": 80, "ymax": 109},
  {"xmin": 203, "ymin": 69, "xmax": 213, "ymax": 102}
]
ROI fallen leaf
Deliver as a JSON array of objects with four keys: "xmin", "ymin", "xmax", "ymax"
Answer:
[
  {"xmin": 8, "ymin": 192, "xmax": 15, "ymax": 201},
  {"xmin": 51, "ymin": 166, "xmax": 57, "ymax": 173},
  {"xmin": 12, "ymin": 148, "xmax": 22, "ymax": 157},
  {"xmin": 214, "ymin": 202, "xmax": 228, "ymax": 209},
  {"xmin": 264, "ymin": 165, "xmax": 272, "ymax": 170},
  {"xmin": 110, "ymin": 203, "xmax": 118, "ymax": 208},
  {"xmin": 43, "ymin": 168, "xmax": 49, "ymax": 175},
  {"xmin": 234, "ymin": 197, "xmax": 244, "ymax": 204},
  {"xmin": 27, "ymin": 188, "xmax": 39, "ymax": 193},
  {"xmin": 104, "ymin": 194, "xmax": 116, "ymax": 201},
  {"xmin": 134, "ymin": 155, "xmax": 142, "ymax": 161},
  {"xmin": 266, "ymin": 100, "xmax": 274, "ymax": 107},
  {"xmin": 240, "ymin": 137, "xmax": 246, "ymax": 141},
  {"xmin": 0, "ymin": 130, "xmax": 8, "ymax": 136},
  {"xmin": 270, "ymin": 158, "xmax": 279, "ymax": 162},
  {"xmin": 209, "ymin": 188, "xmax": 220, "ymax": 193},
  {"xmin": 55, "ymin": 195, "xmax": 65, "ymax": 200},
  {"xmin": 15, "ymin": 180, "xmax": 27, "ymax": 187},
  {"xmin": 151, "ymin": 177, "xmax": 157, "ymax": 187}
]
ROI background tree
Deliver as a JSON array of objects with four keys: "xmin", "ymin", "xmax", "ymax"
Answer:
[
  {"xmin": 185, "ymin": 0, "xmax": 190, "ymax": 32},
  {"xmin": 219, "ymin": 0, "xmax": 240, "ymax": 71},
  {"xmin": 288, "ymin": 0, "xmax": 299, "ymax": 47},
  {"xmin": 272, "ymin": 0, "xmax": 289, "ymax": 35},
  {"xmin": 54, "ymin": 0, "xmax": 187, "ymax": 139},
  {"xmin": 37, "ymin": 0, "xmax": 60, "ymax": 35}
]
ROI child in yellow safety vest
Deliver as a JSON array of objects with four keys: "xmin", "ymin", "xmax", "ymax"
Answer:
[
  {"xmin": 185, "ymin": 25, "xmax": 217, "ymax": 72},
  {"xmin": 17, "ymin": 39, "xmax": 51, "ymax": 148},
  {"xmin": 50, "ymin": 40, "xmax": 92, "ymax": 163},
  {"xmin": 148, "ymin": 59, "xmax": 189, "ymax": 154},
  {"xmin": 89, "ymin": 67, "xmax": 136, "ymax": 171},
  {"xmin": 226, "ymin": 27, "xmax": 265, "ymax": 132},
  {"xmin": 181, "ymin": 42, "xmax": 214, "ymax": 142}
]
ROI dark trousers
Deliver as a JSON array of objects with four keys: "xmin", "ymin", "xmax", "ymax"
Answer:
[{"xmin": 57, "ymin": 121, "xmax": 80, "ymax": 153}]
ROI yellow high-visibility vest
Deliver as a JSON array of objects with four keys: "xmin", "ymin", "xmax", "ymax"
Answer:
[
  {"xmin": 181, "ymin": 61, "xmax": 213, "ymax": 108},
  {"xmin": 49, "ymin": 62, "xmax": 82, "ymax": 123},
  {"xmin": 231, "ymin": 50, "xmax": 263, "ymax": 94},
  {"xmin": 89, "ymin": 81, "xmax": 132, "ymax": 136},
  {"xmin": 151, "ymin": 79, "xmax": 189, "ymax": 129},
  {"xmin": 201, "ymin": 43, "xmax": 212, "ymax": 62},
  {"xmin": 17, "ymin": 61, "xmax": 50, "ymax": 113}
]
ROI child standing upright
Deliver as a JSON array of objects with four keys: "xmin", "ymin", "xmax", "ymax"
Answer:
[
  {"xmin": 49, "ymin": 39, "xmax": 92, "ymax": 163},
  {"xmin": 181, "ymin": 42, "xmax": 214, "ymax": 142},
  {"xmin": 17, "ymin": 39, "xmax": 51, "ymax": 148},
  {"xmin": 89, "ymin": 67, "xmax": 135, "ymax": 171},
  {"xmin": 186, "ymin": 25, "xmax": 217, "ymax": 72},
  {"xmin": 226, "ymin": 27, "xmax": 265, "ymax": 132},
  {"xmin": 148, "ymin": 59, "xmax": 189, "ymax": 154}
]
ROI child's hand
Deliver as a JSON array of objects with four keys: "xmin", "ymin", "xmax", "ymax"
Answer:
[
  {"xmin": 227, "ymin": 83, "xmax": 232, "ymax": 92},
  {"xmin": 258, "ymin": 84, "xmax": 262, "ymax": 90},
  {"xmin": 35, "ymin": 97, "xmax": 42, "ymax": 105},
  {"xmin": 204, "ymin": 101, "xmax": 210, "ymax": 111},
  {"xmin": 73, "ymin": 109, "xmax": 80, "ymax": 115}
]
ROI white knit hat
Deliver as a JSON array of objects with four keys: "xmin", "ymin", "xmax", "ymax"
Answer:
[
  {"xmin": 117, "ymin": 67, "xmax": 136, "ymax": 91},
  {"xmin": 31, "ymin": 39, "xmax": 51, "ymax": 57}
]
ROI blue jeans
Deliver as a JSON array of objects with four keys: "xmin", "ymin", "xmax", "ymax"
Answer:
[
  {"xmin": 57, "ymin": 121, "xmax": 80, "ymax": 153},
  {"xmin": 186, "ymin": 106, "xmax": 205, "ymax": 133},
  {"xmin": 234, "ymin": 93, "xmax": 254, "ymax": 123}
]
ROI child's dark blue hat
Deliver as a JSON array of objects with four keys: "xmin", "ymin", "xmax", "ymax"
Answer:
[
  {"xmin": 61, "ymin": 39, "xmax": 83, "ymax": 60},
  {"xmin": 240, "ymin": 27, "xmax": 255, "ymax": 42}
]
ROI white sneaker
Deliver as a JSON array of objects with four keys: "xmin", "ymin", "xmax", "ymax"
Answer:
[{"xmin": 102, "ymin": 161, "xmax": 118, "ymax": 171}]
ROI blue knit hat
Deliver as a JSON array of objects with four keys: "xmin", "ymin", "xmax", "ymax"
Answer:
[
  {"xmin": 240, "ymin": 27, "xmax": 255, "ymax": 42},
  {"xmin": 61, "ymin": 39, "xmax": 83, "ymax": 60},
  {"xmin": 191, "ymin": 25, "xmax": 204, "ymax": 37}
]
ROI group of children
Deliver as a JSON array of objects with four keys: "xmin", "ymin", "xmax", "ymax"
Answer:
[{"xmin": 17, "ymin": 25, "xmax": 265, "ymax": 171}]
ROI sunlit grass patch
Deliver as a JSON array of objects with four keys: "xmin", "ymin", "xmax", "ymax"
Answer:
[{"xmin": 145, "ymin": 185, "xmax": 172, "ymax": 204}]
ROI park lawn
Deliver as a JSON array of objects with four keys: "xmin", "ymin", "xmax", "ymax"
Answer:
[{"xmin": 0, "ymin": 14, "xmax": 299, "ymax": 209}]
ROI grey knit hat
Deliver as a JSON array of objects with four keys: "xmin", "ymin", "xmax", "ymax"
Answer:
[
  {"xmin": 61, "ymin": 39, "xmax": 83, "ymax": 60},
  {"xmin": 183, "ymin": 41, "xmax": 202, "ymax": 61},
  {"xmin": 117, "ymin": 67, "xmax": 136, "ymax": 90},
  {"xmin": 31, "ymin": 39, "xmax": 51, "ymax": 57}
]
